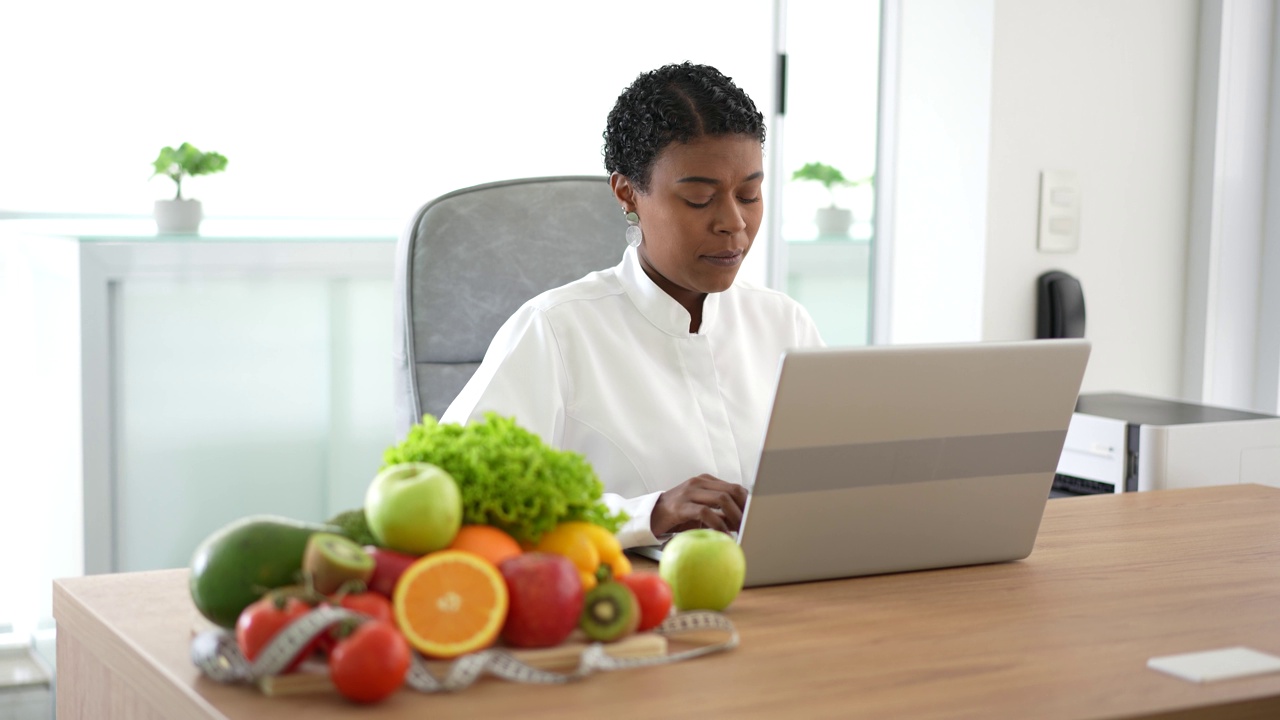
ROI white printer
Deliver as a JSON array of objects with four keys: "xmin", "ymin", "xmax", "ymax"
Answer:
[{"xmin": 1054, "ymin": 393, "xmax": 1280, "ymax": 495}]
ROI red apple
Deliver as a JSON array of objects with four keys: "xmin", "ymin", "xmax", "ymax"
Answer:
[
  {"xmin": 364, "ymin": 546, "xmax": 419, "ymax": 598},
  {"xmin": 499, "ymin": 552, "xmax": 584, "ymax": 648}
]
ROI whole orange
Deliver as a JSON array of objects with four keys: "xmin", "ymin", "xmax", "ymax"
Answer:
[{"xmin": 448, "ymin": 525, "xmax": 523, "ymax": 568}]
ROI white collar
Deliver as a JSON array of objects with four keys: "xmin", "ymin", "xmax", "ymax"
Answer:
[{"xmin": 616, "ymin": 245, "xmax": 722, "ymax": 337}]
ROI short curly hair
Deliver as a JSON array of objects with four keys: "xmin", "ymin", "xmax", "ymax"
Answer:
[{"xmin": 603, "ymin": 62, "xmax": 766, "ymax": 193}]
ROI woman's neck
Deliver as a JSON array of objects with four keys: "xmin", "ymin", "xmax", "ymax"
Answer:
[{"xmin": 638, "ymin": 256, "xmax": 706, "ymax": 333}]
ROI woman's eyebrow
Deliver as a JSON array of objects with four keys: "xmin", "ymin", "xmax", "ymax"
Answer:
[
  {"xmin": 676, "ymin": 176, "xmax": 720, "ymax": 186},
  {"xmin": 676, "ymin": 171, "xmax": 765, "ymax": 185}
]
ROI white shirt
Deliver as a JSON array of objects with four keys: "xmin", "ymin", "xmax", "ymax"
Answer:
[{"xmin": 442, "ymin": 245, "xmax": 825, "ymax": 548}]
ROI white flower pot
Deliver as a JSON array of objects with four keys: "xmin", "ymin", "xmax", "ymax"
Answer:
[
  {"xmin": 815, "ymin": 206, "xmax": 853, "ymax": 238},
  {"xmin": 154, "ymin": 198, "xmax": 203, "ymax": 234}
]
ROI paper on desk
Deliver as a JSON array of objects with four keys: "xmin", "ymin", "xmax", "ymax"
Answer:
[{"xmin": 1147, "ymin": 647, "xmax": 1280, "ymax": 683}]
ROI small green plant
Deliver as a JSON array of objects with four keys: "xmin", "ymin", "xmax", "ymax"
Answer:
[
  {"xmin": 151, "ymin": 143, "xmax": 228, "ymax": 200},
  {"xmin": 791, "ymin": 162, "xmax": 872, "ymax": 207}
]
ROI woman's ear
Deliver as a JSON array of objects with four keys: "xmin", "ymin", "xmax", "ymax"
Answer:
[{"xmin": 610, "ymin": 172, "xmax": 638, "ymax": 212}]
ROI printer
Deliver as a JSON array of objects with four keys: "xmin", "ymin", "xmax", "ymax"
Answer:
[{"xmin": 1054, "ymin": 393, "xmax": 1280, "ymax": 495}]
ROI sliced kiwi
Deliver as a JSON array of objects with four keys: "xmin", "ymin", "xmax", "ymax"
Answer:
[
  {"xmin": 579, "ymin": 580, "xmax": 639, "ymax": 642},
  {"xmin": 302, "ymin": 532, "xmax": 375, "ymax": 595}
]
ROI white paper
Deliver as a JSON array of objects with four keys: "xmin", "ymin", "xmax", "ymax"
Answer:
[{"xmin": 1147, "ymin": 647, "xmax": 1280, "ymax": 683}]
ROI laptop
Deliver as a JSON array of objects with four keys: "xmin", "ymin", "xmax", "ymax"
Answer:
[{"xmin": 631, "ymin": 339, "xmax": 1091, "ymax": 587}]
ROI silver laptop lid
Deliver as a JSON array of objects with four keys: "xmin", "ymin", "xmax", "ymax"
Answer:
[{"xmin": 739, "ymin": 339, "xmax": 1091, "ymax": 587}]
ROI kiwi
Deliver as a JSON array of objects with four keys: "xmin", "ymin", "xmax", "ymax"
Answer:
[
  {"xmin": 579, "ymin": 580, "xmax": 639, "ymax": 642},
  {"xmin": 302, "ymin": 532, "xmax": 375, "ymax": 595}
]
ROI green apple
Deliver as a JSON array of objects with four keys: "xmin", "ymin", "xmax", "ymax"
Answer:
[
  {"xmin": 364, "ymin": 462, "xmax": 462, "ymax": 555},
  {"xmin": 658, "ymin": 529, "xmax": 746, "ymax": 611}
]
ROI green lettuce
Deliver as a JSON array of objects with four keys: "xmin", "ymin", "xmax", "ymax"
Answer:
[{"xmin": 383, "ymin": 413, "xmax": 626, "ymax": 545}]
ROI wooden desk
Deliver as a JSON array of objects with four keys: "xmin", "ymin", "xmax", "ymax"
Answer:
[{"xmin": 54, "ymin": 484, "xmax": 1280, "ymax": 719}]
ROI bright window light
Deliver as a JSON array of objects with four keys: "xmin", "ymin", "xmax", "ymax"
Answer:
[{"xmin": 0, "ymin": 1, "xmax": 774, "ymax": 221}]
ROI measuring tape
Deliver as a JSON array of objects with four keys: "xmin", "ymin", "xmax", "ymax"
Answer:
[{"xmin": 192, "ymin": 607, "xmax": 738, "ymax": 692}]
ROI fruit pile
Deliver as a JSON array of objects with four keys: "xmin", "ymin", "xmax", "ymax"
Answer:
[{"xmin": 189, "ymin": 459, "xmax": 744, "ymax": 705}]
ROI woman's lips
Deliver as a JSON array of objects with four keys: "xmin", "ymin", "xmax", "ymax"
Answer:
[{"xmin": 701, "ymin": 250, "xmax": 743, "ymax": 268}]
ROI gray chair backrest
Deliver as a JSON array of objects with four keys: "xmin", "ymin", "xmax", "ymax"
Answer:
[{"xmin": 393, "ymin": 176, "xmax": 626, "ymax": 435}]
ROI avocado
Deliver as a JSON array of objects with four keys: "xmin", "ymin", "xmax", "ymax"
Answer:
[{"xmin": 189, "ymin": 515, "xmax": 340, "ymax": 628}]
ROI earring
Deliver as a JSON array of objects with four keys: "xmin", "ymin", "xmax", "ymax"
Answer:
[{"xmin": 624, "ymin": 210, "xmax": 643, "ymax": 247}]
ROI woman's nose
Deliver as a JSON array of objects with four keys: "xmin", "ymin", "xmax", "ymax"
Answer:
[{"xmin": 714, "ymin": 199, "xmax": 747, "ymax": 234}]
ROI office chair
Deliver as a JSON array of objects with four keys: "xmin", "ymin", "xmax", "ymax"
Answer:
[{"xmin": 392, "ymin": 176, "xmax": 627, "ymax": 436}]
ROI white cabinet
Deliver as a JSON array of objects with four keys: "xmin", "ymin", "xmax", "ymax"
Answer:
[
  {"xmin": 786, "ymin": 239, "xmax": 871, "ymax": 346},
  {"xmin": 0, "ymin": 220, "xmax": 398, "ymax": 585}
]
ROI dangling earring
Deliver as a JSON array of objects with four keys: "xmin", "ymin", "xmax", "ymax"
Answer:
[{"xmin": 624, "ymin": 210, "xmax": 643, "ymax": 247}]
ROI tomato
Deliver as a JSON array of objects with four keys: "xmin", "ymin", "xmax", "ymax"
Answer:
[
  {"xmin": 336, "ymin": 591, "xmax": 394, "ymax": 623},
  {"xmin": 235, "ymin": 596, "xmax": 314, "ymax": 670},
  {"xmin": 618, "ymin": 571, "xmax": 674, "ymax": 632},
  {"xmin": 317, "ymin": 591, "xmax": 397, "ymax": 654},
  {"xmin": 329, "ymin": 620, "xmax": 412, "ymax": 704}
]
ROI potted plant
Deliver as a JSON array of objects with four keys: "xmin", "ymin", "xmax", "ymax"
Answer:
[
  {"xmin": 151, "ymin": 143, "xmax": 228, "ymax": 234},
  {"xmin": 791, "ymin": 162, "xmax": 872, "ymax": 238}
]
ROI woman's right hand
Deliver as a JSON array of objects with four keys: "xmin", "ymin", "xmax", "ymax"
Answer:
[{"xmin": 650, "ymin": 474, "xmax": 749, "ymax": 537}]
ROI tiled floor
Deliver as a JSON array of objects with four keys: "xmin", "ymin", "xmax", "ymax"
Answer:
[
  {"xmin": 0, "ymin": 650, "xmax": 50, "ymax": 720},
  {"xmin": 0, "ymin": 688, "xmax": 51, "ymax": 720}
]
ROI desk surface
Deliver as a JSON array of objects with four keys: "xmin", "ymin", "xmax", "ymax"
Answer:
[{"xmin": 54, "ymin": 484, "xmax": 1280, "ymax": 719}]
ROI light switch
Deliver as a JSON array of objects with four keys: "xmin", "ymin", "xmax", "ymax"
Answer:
[
  {"xmin": 1050, "ymin": 188, "xmax": 1075, "ymax": 206},
  {"xmin": 1048, "ymin": 217, "xmax": 1076, "ymax": 234},
  {"xmin": 1038, "ymin": 170, "xmax": 1080, "ymax": 253}
]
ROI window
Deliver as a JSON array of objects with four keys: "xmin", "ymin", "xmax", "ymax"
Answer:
[{"xmin": 0, "ymin": 2, "xmax": 774, "ymax": 224}]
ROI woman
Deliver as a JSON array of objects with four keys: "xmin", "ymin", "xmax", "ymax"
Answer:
[{"xmin": 442, "ymin": 62, "xmax": 824, "ymax": 548}]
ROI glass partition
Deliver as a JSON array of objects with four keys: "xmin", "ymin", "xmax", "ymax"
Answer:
[{"xmin": 776, "ymin": 1, "xmax": 882, "ymax": 346}]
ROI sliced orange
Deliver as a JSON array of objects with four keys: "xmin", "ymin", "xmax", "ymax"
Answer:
[
  {"xmin": 447, "ymin": 525, "xmax": 523, "ymax": 569},
  {"xmin": 393, "ymin": 550, "xmax": 509, "ymax": 659}
]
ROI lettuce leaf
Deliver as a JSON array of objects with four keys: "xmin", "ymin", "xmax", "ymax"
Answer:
[{"xmin": 383, "ymin": 413, "xmax": 626, "ymax": 545}]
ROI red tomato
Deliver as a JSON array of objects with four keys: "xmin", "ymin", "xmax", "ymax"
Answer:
[
  {"xmin": 618, "ymin": 571, "xmax": 674, "ymax": 632},
  {"xmin": 329, "ymin": 621, "xmax": 412, "ymax": 704},
  {"xmin": 336, "ymin": 591, "xmax": 394, "ymax": 623},
  {"xmin": 317, "ymin": 591, "xmax": 397, "ymax": 654},
  {"xmin": 235, "ymin": 596, "xmax": 313, "ymax": 670}
]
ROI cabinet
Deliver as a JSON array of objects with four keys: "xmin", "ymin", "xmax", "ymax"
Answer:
[
  {"xmin": 785, "ymin": 238, "xmax": 871, "ymax": 347},
  {"xmin": 0, "ymin": 220, "xmax": 398, "ymax": 588}
]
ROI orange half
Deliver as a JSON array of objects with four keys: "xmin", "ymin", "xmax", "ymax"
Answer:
[{"xmin": 393, "ymin": 550, "xmax": 509, "ymax": 659}]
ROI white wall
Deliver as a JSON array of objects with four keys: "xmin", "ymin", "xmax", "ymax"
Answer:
[{"xmin": 982, "ymin": 0, "xmax": 1200, "ymax": 397}]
